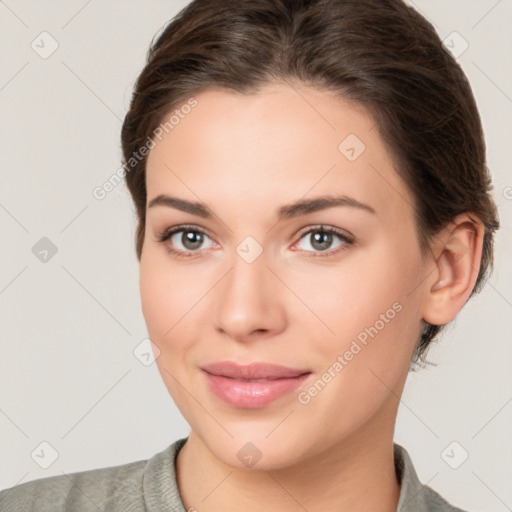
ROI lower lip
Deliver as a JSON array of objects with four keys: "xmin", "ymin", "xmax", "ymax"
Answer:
[{"xmin": 203, "ymin": 371, "xmax": 311, "ymax": 408}]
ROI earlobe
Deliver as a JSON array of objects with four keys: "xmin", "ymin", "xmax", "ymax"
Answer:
[{"xmin": 422, "ymin": 215, "xmax": 484, "ymax": 326}]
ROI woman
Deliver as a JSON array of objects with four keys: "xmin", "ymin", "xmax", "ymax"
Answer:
[{"xmin": 0, "ymin": 0, "xmax": 499, "ymax": 510}]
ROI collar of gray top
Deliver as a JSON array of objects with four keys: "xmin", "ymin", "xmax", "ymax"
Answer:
[{"xmin": 142, "ymin": 437, "xmax": 467, "ymax": 512}]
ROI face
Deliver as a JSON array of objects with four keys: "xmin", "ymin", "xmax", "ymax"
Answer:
[{"xmin": 140, "ymin": 82, "xmax": 429, "ymax": 470}]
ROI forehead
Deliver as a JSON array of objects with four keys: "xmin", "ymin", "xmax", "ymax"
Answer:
[{"xmin": 145, "ymin": 82, "xmax": 414, "ymax": 221}]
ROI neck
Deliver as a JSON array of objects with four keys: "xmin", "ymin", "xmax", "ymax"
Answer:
[{"xmin": 176, "ymin": 402, "xmax": 401, "ymax": 512}]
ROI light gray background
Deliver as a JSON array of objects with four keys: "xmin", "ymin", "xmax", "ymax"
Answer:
[{"xmin": 1, "ymin": 1, "xmax": 511, "ymax": 510}]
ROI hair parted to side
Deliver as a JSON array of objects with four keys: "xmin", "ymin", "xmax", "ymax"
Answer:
[{"xmin": 121, "ymin": 0, "xmax": 499, "ymax": 369}]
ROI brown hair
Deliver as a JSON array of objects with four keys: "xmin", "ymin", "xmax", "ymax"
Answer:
[{"xmin": 121, "ymin": 0, "xmax": 499, "ymax": 369}]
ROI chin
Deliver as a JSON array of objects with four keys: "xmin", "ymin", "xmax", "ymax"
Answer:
[{"xmin": 199, "ymin": 430, "xmax": 308, "ymax": 472}]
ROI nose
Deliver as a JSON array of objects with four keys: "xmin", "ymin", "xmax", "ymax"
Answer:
[{"xmin": 213, "ymin": 245, "xmax": 287, "ymax": 343}]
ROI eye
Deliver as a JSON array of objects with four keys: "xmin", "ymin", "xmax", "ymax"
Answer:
[
  {"xmin": 293, "ymin": 225, "xmax": 354, "ymax": 256},
  {"xmin": 156, "ymin": 224, "xmax": 354, "ymax": 259},
  {"xmin": 156, "ymin": 225, "xmax": 216, "ymax": 258}
]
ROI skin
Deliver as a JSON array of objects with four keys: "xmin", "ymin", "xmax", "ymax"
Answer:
[{"xmin": 140, "ymin": 81, "xmax": 484, "ymax": 512}]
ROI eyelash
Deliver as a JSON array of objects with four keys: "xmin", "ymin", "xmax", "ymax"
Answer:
[{"xmin": 155, "ymin": 224, "xmax": 355, "ymax": 259}]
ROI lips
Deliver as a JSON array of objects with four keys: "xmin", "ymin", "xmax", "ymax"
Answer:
[
  {"xmin": 201, "ymin": 361, "xmax": 312, "ymax": 408},
  {"xmin": 200, "ymin": 361, "xmax": 310, "ymax": 380}
]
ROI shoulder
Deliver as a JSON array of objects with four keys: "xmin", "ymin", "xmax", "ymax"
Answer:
[
  {"xmin": 393, "ymin": 443, "xmax": 470, "ymax": 512},
  {"xmin": 0, "ymin": 457, "xmax": 147, "ymax": 512},
  {"xmin": 0, "ymin": 438, "xmax": 189, "ymax": 512}
]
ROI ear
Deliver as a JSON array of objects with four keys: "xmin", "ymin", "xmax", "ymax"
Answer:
[{"xmin": 421, "ymin": 214, "xmax": 485, "ymax": 326}]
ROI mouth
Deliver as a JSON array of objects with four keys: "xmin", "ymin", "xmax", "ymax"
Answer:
[
  {"xmin": 201, "ymin": 361, "xmax": 311, "ymax": 380},
  {"xmin": 200, "ymin": 361, "xmax": 312, "ymax": 408}
]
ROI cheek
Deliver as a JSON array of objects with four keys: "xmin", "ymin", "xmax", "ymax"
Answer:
[
  {"xmin": 139, "ymin": 252, "xmax": 200, "ymax": 409},
  {"xmin": 294, "ymin": 241, "xmax": 421, "ymax": 370},
  {"xmin": 139, "ymin": 249, "xmax": 199, "ymax": 339},
  {"xmin": 291, "ymin": 255, "xmax": 420, "ymax": 441},
  {"xmin": 139, "ymin": 257, "xmax": 169, "ymax": 338},
  {"xmin": 139, "ymin": 249, "xmax": 216, "ymax": 390}
]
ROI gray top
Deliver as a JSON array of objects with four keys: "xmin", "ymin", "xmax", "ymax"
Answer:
[{"xmin": 0, "ymin": 438, "xmax": 468, "ymax": 511}]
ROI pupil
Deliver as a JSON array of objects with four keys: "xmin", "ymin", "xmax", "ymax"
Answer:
[
  {"xmin": 312, "ymin": 231, "xmax": 332, "ymax": 251},
  {"xmin": 183, "ymin": 231, "xmax": 203, "ymax": 249}
]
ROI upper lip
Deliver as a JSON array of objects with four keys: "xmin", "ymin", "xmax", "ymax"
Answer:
[{"xmin": 201, "ymin": 361, "xmax": 311, "ymax": 380}]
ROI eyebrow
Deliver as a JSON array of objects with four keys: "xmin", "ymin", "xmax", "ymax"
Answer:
[{"xmin": 147, "ymin": 194, "xmax": 376, "ymax": 220}]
